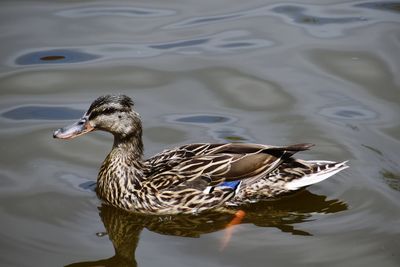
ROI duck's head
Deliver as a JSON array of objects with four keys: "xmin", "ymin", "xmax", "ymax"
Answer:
[{"xmin": 53, "ymin": 95, "xmax": 141, "ymax": 141}]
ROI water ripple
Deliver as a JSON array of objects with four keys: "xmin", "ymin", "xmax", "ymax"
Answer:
[
  {"xmin": 149, "ymin": 38, "xmax": 210, "ymax": 50},
  {"xmin": 184, "ymin": 14, "xmax": 241, "ymax": 26},
  {"xmin": 15, "ymin": 49, "xmax": 99, "ymax": 65},
  {"xmin": 319, "ymin": 105, "xmax": 377, "ymax": 121},
  {"xmin": 164, "ymin": 13, "xmax": 244, "ymax": 29},
  {"xmin": 2, "ymin": 106, "xmax": 83, "ymax": 121},
  {"xmin": 166, "ymin": 114, "xmax": 235, "ymax": 125},
  {"xmin": 174, "ymin": 115, "xmax": 231, "ymax": 124},
  {"xmin": 355, "ymin": 2, "xmax": 400, "ymax": 13},
  {"xmin": 271, "ymin": 5, "xmax": 365, "ymax": 25},
  {"xmin": 165, "ymin": 2, "xmax": 400, "ymax": 38},
  {"xmin": 166, "ymin": 114, "xmax": 254, "ymax": 142},
  {"xmin": 381, "ymin": 170, "xmax": 400, "ymax": 191},
  {"xmin": 55, "ymin": 6, "xmax": 176, "ymax": 18},
  {"xmin": 12, "ymin": 31, "xmax": 273, "ymax": 66}
]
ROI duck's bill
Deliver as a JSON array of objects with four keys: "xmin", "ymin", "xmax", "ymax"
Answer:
[{"xmin": 53, "ymin": 118, "xmax": 94, "ymax": 139}]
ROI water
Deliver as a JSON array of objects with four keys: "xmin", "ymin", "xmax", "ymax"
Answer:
[{"xmin": 0, "ymin": 1, "xmax": 399, "ymax": 266}]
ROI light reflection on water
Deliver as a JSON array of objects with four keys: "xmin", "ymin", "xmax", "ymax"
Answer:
[
  {"xmin": 12, "ymin": 31, "xmax": 273, "ymax": 66},
  {"xmin": 55, "ymin": 6, "xmax": 176, "ymax": 18},
  {"xmin": 319, "ymin": 105, "xmax": 377, "ymax": 120},
  {"xmin": 163, "ymin": 1, "xmax": 400, "ymax": 37},
  {"xmin": 1, "ymin": 0, "xmax": 400, "ymax": 267},
  {"xmin": 11, "ymin": 1, "xmax": 400, "ymax": 67},
  {"xmin": 2, "ymin": 106, "xmax": 83, "ymax": 120},
  {"xmin": 355, "ymin": 2, "xmax": 400, "ymax": 12},
  {"xmin": 15, "ymin": 49, "xmax": 99, "ymax": 65},
  {"xmin": 166, "ymin": 113, "xmax": 254, "ymax": 142}
]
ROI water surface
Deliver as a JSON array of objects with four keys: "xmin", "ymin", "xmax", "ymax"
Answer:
[{"xmin": 0, "ymin": 1, "xmax": 399, "ymax": 266}]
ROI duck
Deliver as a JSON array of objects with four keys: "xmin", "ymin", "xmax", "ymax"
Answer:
[{"xmin": 53, "ymin": 94, "xmax": 348, "ymax": 215}]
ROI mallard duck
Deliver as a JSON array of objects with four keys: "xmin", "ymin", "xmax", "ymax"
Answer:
[{"xmin": 53, "ymin": 95, "xmax": 348, "ymax": 215}]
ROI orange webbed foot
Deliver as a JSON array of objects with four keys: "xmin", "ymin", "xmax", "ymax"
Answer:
[{"xmin": 220, "ymin": 210, "xmax": 246, "ymax": 251}]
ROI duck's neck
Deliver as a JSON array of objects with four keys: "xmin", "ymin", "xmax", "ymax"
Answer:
[
  {"xmin": 113, "ymin": 132, "xmax": 144, "ymax": 160},
  {"xmin": 96, "ymin": 132, "xmax": 145, "ymax": 210}
]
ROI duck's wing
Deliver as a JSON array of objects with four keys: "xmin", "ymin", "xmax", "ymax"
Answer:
[
  {"xmin": 146, "ymin": 143, "xmax": 224, "ymax": 167},
  {"xmin": 147, "ymin": 143, "xmax": 314, "ymax": 191}
]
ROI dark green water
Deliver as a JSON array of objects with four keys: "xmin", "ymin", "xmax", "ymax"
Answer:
[{"xmin": 0, "ymin": 1, "xmax": 399, "ymax": 266}]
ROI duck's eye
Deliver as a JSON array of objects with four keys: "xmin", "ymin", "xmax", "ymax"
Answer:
[
  {"xmin": 118, "ymin": 115, "xmax": 122, "ymax": 119},
  {"xmin": 102, "ymin": 107, "xmax": 118, "ymax": 115},
  {"xmin": 88, "ymin": 107, "xmax": 121, "ymax": 120}
]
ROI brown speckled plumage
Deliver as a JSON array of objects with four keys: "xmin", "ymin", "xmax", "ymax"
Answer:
[{"xmin": 54, "ymin": 95, "xmax": 348, "ymax": 215}]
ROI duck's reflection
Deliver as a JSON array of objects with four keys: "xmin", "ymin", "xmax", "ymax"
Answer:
[{"xmin": 65, "ymin": 190, "xmax": 347, "ymax": 267}]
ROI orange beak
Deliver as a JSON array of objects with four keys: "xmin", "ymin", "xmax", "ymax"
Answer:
[{"xmin": 53, "ymin": 117, "xmax": 94, "ymax": 139}]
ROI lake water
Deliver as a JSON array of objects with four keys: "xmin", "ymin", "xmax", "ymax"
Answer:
[{"xmin": 0, "ymin": 1, "xmax": 399, "ymax": 266}]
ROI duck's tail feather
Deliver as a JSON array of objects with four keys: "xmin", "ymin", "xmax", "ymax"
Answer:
[{"xmin": 285, "ymin": 160, "xmax": 348, "ymax": 191}]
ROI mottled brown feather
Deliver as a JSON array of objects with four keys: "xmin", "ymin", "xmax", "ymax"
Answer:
[{"xmin": 54, "ymin": 95, "xmax": 347, "ymax": 215}]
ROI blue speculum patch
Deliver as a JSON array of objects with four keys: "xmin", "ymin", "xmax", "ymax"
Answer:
[{"xmin": 219, "ymin": 180, "xmax": 241, "ymax": 190}]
